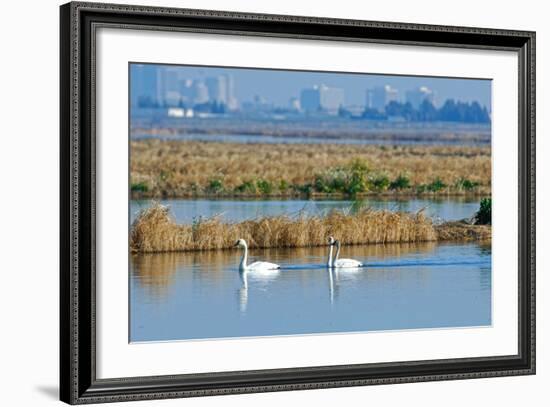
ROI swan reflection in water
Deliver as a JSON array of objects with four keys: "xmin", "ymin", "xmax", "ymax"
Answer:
[
  {"xmin": 130, "ymin": 241, "xmax": 492, "ymax": 342},
  {"xmin": 131, "ymin": 241, "xmax": 440, "ymax": 314},
  {"xmin": 237, "ymin": 265, "xmax": 364, "ymax": 312},
  {"xmin": 237, "ymin": 270, "xmax": 248, "ymax": 313},
  {"xmin": 236, "ymin": 237, "xmax": 368, "ymax": 313},
  {"xmin": 238, "ymin": 265, "xmax": 354, "ymax": 313},
  {"xmin": 327, "ymin": 267, "xmax": 335, "ymax": 305},
  {"xmin": 237, "ymin": 267, "xmax": 281, "ymax": 313}
]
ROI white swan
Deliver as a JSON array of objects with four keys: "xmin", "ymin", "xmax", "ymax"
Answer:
[
  {"xmin": 234, "ymin": 239, "xmax": 280, "ymax": 271},
  {"xmin": 328, "ymin": 237, "xmax": 363, "ymax": 268}
]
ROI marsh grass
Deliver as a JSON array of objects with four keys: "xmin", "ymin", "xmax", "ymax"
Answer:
[
  {"xmin": 130, "ymin": 140, "xmax": 491, "ymax": 198},
  {"xmin": 131, "ymin": 202, "xmax": 486, "ymax": 253},
  {"xmin": 435, "ymin": 221, "xmax": 491, "ymax": 241}
]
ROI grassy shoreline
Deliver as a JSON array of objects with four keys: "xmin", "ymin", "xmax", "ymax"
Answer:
[
  {"xmin": 130, "ymin": 203, "xmax": 491, "ymax": 253},
  {"xmin": 131, "ymin": 190, "xmax": 490, "ymax": 199},
  {"xmin": 130, "ymin": 140, "xmax": 491, "ymax": 199}
]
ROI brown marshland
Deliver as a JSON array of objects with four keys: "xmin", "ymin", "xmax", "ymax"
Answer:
[{"xmin": 130, "ymin": 140, "xmax": 491, "ymax": 198}]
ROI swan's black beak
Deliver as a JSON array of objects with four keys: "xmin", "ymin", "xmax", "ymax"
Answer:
[{"xmin": 233, "ymin": 241, "xmax": 239, "ymax": 247}]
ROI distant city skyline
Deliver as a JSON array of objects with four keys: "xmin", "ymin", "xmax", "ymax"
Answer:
[{"xmin": 130, "ymin": 63, "xmax": 492, "ymax": 111}]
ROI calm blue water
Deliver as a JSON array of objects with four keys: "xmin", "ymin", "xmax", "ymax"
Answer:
[
  {"xmin": 130, "ymin": 242, "xmax": 491, "ymax": 342},
  {"xmin": 130, "ymin": 197, "xmax": 481, "ymax": 224}
]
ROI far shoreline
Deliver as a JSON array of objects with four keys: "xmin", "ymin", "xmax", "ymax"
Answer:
[{"xmin": 130, "ymin": 190, "xmax": 491, "ymax": 200}]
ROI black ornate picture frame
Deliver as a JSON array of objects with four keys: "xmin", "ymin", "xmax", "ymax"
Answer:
[{"xmin": 60, "ymin": 2, "xmax": 535, "ymax": 404}]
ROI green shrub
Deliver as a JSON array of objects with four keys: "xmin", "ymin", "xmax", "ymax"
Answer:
[
  {"xmin": 207, "ymin": 178, "xmax": 224, "ymax": 193},
  {"xmin": 256, "ymin": 179, "xmax": 273, "ymax": 195},
  {"xmin": 313, "ymin": 159, "xmax": 370, "ymax": 196},
  {"xmin": 475, "ymin": 198, "xmax": 491, "ymax": 225},
  {"xmin": 295, "ymin": 183, "xmax": 313, "ymax": 195},
  {"xmin": 279, "ymin": 179, "xmax": 289, "ymax": 192},
  {"xmin": 314, "ymin": 168, "xmax": 350, "ymax": 193},
  {"xmin": 369, "ymin": 173, "xmax": 390, "ymax": 191},
  {"xmin": 389, "ymin": 174, "xmax": 411, "ymax": 190},
  {"xmin": 455, "ymin": 177, "xmax": 479, "ymax": 191},
  {"xmin": 235, "ymin": 180, "xmax": 257, "ymax": 194},
  {"xmin": 313, "ymin": 176, "xmax": 329, "ymax": 193},
  {"xmin": 426, "ymin": 177, "xmax": 446, "ymax": 192},
  {"xmin": 130, "ymin": 181, "xmax": 148, "ymax": 193},
  {"xmin": 346, "ymin": 171, "xmax": 368, "ymax": 195}
]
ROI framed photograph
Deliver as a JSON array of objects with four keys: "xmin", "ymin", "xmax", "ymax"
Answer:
[{"xmin": 60, "ymin": 1, "xmax": 535, "ymax": 404}]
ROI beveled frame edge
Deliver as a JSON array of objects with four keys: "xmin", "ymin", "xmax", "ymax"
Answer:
[{"xmin": 60, "ymin": 1, "xmax": 536, "ymax": 404}]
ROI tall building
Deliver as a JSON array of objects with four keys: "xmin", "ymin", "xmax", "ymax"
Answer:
[
  {"xmin": 157, "ymin": 67, "xmax": 182, "ymax": 107},
  {"xmin": 130, "ymin": 64, "xmax": 159, "ymax": 107},
  {"xmin": 406, "ymin": 86, "xmax": 436, "ymax": 108},
  {"xmin": 203, "ymin": 74, "xmax": 238, "ymax": 109},
  {"xmin": 300, "ymin": 87, "xmax": 321, "ymax": 112},
  {"xmin": 192, "ymin": 81, "xmax": 209, "ymax": 104},
  {"xmin": 225, "ymin": 75, "xmax": 238, "ymax": 110},
  {"xmin": 319, "ymin": 85, "xmax": 344, "ymax": 112},
  {"xmin": 300, "ymin": 84, "xmax": 344, "ymax": 113},
  {"xmin": 205, "ymin": 76, "xmax": 228, "ymax": 104},
  {"xmin": 366, "ymin": 85, "xmax": 399, "ymax": 112},
  {"xmin": 179, "ymin": 79, "xmax": 194, "ymax": 106}
]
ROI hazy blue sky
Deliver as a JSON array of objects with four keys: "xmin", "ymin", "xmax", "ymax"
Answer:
[{"xmin": 133, "ymin": 63, "xmax": 491, "ymax": 108}]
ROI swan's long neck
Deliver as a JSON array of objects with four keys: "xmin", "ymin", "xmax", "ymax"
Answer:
[
  {"xmin": 327, "ymin": 243, "xmax": 334, "ymax": 267},
  {"xmin": 333, "ymin": 241, "xmax": 341, "ymax": 266},
  {"xmin": 239, "ymin": 243, "xmax": 249, "ymax": 270}
]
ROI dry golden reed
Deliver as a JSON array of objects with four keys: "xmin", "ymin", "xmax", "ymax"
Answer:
[
  {"xmin": 130, "ymin": 202, "xmax": 491, "ymax": 253},
  {"xmin": 435, "ymin": 221, "xmax": 492, "ymax": 241},
  {"xmin": 130, "ymin": 140, "xmax": 491, "ymax": 198}
]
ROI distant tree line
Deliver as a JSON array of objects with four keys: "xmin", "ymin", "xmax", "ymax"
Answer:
[
  {"xmin": 137, "ymin": 94, "xmax": 490, "ymax": 124},
  {"xmin": 355, "ymin": 99, "xmax": 490, "ymax": 123},
  {"xmin": 192, "ymin": 101, "xmax": 227, "ymax": 114}
]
